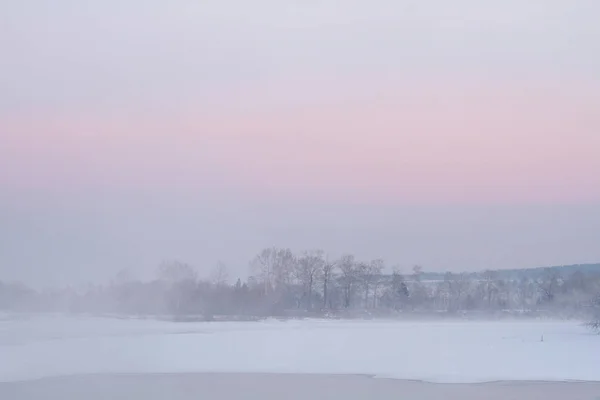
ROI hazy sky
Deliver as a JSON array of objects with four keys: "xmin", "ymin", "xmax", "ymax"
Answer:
[{"xmin": 2, "ymin": 1, "xmax": 600, "ymax": 286}]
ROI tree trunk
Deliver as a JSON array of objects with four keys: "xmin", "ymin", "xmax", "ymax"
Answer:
[
  {"xmin": 307, "ymin": 275, "xmax": 313, "ymax": 311},
  {"xmin": 323, "ymin": 278, "xmax": 328, "ymax": 309}
]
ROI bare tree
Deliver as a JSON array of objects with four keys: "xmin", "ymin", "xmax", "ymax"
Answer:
[
  {"xmin": 338, "ymin": 254, "xmax": 359, "ymax": 308},
  {"xmin": 481, "ymin": 270, "xmax": 499, "ymax": 308},
  {"xmin": 361, "ymin": 259, "xmax": 384, "ymax": 308},
  {"xmin": 273, "ymin": 248, "xmax": 296, "ymax": 290},
  {"xmin": 250, "ymin": 248, "xmax": 277, "ymax": 293},
  {"xmin": 586, "ymin": 294, "xmax": 600, "ymax": 333},
  {"xmin": 381, "ymin": 268, "xmax": 409, "ymax": 310},
  {"xmin": 445, "ymin": 272, "xmax": 471, "ymax": 311},
  {"xmin": 156, "ymin": 261, "xmax": 197, "ymax": 315},
  {"xmin": 250, "ymin": 247, "xmax": 295, "ymax": 294},
  {"xmin": 157, "ymin": 261, "xmax": 197, "ymax": 284},
  {"xmin": 409, "ymin": 265, "xmax": 428, "ymax": 309},
  {"xmin": 295, "ymin": 250, "xmax": 325, "ymax": 310},
  {"xmin": 113, "ymin": 268, "xmax": 135, "ymax": 285},
  {"xmin": 210, "ymin": 261, "xmax": 229, "ymax": 287},
  {"xmin": 321, "ymin": 258, "xmax": 335, "ymax": 309},
  {"xmin": 537, "ymin": 268, "xmax": 561, "ymax": 304}
]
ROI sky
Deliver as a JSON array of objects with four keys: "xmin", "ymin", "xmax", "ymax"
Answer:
[{"xmin": 1, "ymin": 1, "xmax": 600, "ymax": 287}]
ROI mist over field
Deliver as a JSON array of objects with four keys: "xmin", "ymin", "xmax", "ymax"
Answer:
[
  {"xmin": 2, "ymin": 0, "xmax": 600, "ymax": 398},
  {"xmin": 2, "ymin": 251, "xmax": 600, "ymax": 323}
]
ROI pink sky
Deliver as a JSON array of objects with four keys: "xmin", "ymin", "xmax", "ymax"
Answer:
[
  {"xmin": 3, "ymin": 77, "xmax": 599, "ymax": 205},
  {"xmin": 2, "ymin": 1, "xmax": 600, "ymax": 284}
]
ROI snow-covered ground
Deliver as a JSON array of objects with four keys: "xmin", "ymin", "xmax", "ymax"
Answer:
[
  {"xmin": 4, "ymin": 374, "xmax": 600, "ymax": 400},
  {"xmin": 0, "ymin": 315, "xmax": 597, "ymax": 383}
]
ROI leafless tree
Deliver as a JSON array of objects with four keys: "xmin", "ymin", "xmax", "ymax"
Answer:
[
  {"xmin": 445, "ymin": 272, "xmax": 471, "ymax": 311},
  {"xmin": 537, "ymin": 268, "xmax": 561, "ymax": 304},
  {"xmin": 250, "ymin": 247, "xmax": 295, "ymax": 294},
  {"xmin": 361, "ymin": 259, "xmax": 384, "ymax": 308},
  {"xmin": 409, "ymin": 265, "xmax": 428, "ymax": 309},
  {"xmin": 320, "ymin": 258, "xmax": 336, "ymax": 309},
  {"xmin": 481, "ymin": 270, "xmax": 499, "ymax": 308},
  {"xmin": 210, "ymin": 261, "xmax": 229, "ymax": 287},
  {"xmin": 338, "ymin": 254, "xmax": 360, "ymax": 308},
  {"xmin": 381, "ymin": 268, "xmax": 409, "ymax": 310},
  {"xmin": 156, "ymin": 261, "xmax": 197, "ymax": 314},
  {"xmin": 586, "ymin": 294, "xmax": 600, "ymax": 333},
  {"xmin": 113, "ymin": 268, "xmax": 135, "ymax": 285},
  {"xmin": 294, "ymin": 250, "xmax": 325, "ymax": 310},
  {"xmin": 157, "ymin": 261, "xmax": 197, "ymax": 284}
]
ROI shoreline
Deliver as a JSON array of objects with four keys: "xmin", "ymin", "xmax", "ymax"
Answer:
[{"xmin": 7, "ymin": 371, "xmax": 600, "ymax": 385}]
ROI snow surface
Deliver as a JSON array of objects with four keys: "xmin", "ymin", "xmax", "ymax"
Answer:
[
  {"xmin": 0, "ymin": 316, "xmax": 597, "ymax": 383},
  {"xmin": 4, "ymin": 374, "xmax": 600, "ymax": 400}
]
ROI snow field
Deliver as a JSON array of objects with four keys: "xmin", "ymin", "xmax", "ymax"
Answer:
[{"xmin": 0, "ymin": 316, "xmax": 597, "ymax": 383}]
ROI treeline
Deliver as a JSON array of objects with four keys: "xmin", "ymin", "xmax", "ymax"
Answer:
[
  {"xmin": 1, "ymin": 248, "xmax": 600, "ymax": 323},
  {"xmin": 408, "ymin": 263, "xmax": 600, "ymax": 282}
]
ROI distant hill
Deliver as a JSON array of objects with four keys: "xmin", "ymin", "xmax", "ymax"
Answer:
[{"xmin": 419, "ymin": 263, "xmax": 600, "ymax": 281}]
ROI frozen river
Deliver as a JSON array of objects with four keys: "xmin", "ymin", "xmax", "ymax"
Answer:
[{"xmin": 1, "ymin": 315, "xmax": 598, "ymax": 383}]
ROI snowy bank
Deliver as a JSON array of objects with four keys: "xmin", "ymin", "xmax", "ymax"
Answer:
[{"xmin": 0, "ymin": 316, "xmax": 597, "ymax": 383}]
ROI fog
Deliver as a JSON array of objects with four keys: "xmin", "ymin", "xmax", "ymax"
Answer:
[
  {"xmin": 2, "ymin": 1, "xmax": 600, "ymax": 398},
  {"xmin": 2, "ymin": 0, "xmax": 600, "ymax": 285},
  {"xmin": 2, "ymin": 200, "xmax": 600, "ymax": 286},
  {"xmin": 2, "ymin": 0, "xmax": 600, "ymax": 286}
]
